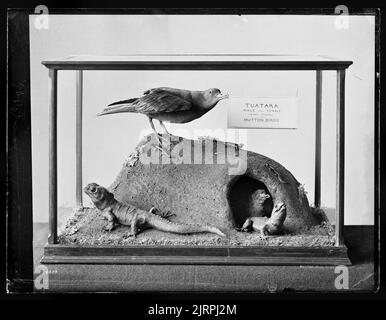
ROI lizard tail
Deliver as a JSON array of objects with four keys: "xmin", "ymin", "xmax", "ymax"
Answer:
[{"xmin": 147, "ymin": 215, "xmax": 226, "ymax": 237}]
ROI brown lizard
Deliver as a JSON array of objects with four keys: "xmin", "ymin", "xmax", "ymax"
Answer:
[
  {"xmin": 240, "ymin": 202, "xmax": 287, "ymax": 238},
  {"xmin": 84, "ymin": 183, "xmax": 226, "ymax": 238}
]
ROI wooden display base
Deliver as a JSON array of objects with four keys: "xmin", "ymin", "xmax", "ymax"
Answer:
[{"xmin": 41, "ymin": 244, "xmax": 351, "ymax": 266}]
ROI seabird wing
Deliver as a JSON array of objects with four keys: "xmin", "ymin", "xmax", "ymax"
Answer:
[
  {"xmin": 99, "ymin": 89, "xmax": 192, "ymax": 116},
  {"xmin": 135, "ymin": 91, "xmax": 192, "ymax": 114},
  {"xmin": 144, "ymin": 87, "xmax": 175, "ymax": 95},
  {"xmin": 108, "ymin": 97, "xmax": 138, "ymax": 107},
  {"xmin": 144, "ymin": 87, "xmax": 193, "ymax": 102}
]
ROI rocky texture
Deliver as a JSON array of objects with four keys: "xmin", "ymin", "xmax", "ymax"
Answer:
[
  {"xmin": 59, "ymin": 134, "xmax": 330, "ymax": 246},
  {"xmin": 108, "ymin": 134, "xmax": 321, "ymax": 234},
  {"xmin": 58, "ymin": 207, "xmax": 335, "ymax": 246}
]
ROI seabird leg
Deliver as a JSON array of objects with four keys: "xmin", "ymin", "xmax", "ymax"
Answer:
[
  {"xmin": 159, "ymin": 120, "xmax": 171, "ymax": 135},
  {"xmin": 158, "ymin": 120, "xmax": 174, "ymax": 151},
  {"xmin": 148, "ymin": 117, "xmax": 170, "ymax": 156},
  {"xmin": 148, "ymin": 117, "xmax": 161, "ymax": 142},
  {"xmin": 157, "ymin": 120, "xmax": 173, "ymax": 144}
]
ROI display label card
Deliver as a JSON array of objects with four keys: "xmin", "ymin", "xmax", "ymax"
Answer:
[{"xmin": 227, "ymin": 96, "xmax": 298, "ymax": 129}]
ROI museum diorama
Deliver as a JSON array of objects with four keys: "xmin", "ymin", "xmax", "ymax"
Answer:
[{"xmin": 41, "ymin": 55, "xmax": 352, "ymax": 265}]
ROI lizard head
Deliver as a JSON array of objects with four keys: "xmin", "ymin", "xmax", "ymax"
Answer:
[
  {"xmin": 84, "ymin": 182, "xmax": 115, "ymax": 210},
  {"xmin": 251, "ymin": 189, "xmax": 271, "ymax": 203}
]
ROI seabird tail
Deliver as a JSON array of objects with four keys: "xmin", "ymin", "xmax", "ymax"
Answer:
[{"xmin": 98, "ymin": 98, "xmax": 138, "ymax": 116}]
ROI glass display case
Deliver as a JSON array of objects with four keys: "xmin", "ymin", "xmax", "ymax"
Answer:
[{"xmin": 40, "ymin": 54, "xmax": 352, "ymax": 265}]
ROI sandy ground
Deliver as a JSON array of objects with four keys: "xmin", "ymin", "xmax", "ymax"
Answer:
[{"xmin": 58, "ymin": 207, "xmax": 335, "ymax": 247}]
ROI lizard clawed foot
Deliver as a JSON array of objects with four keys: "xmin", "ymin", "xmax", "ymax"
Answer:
[
  {"xmin": 236, "ymin": 227, "xmax": 250, "ymax": 232},
  {"xmin": 149, "ymin": 207, "xmax": 175, "ymax": 219},
  {"xmin": 104, "ymin": 223, "xmax": 115, "ymax": 232},
  {"xmin": 123, "ymin": 232, "xmax": 136, "ymax": 239},
  {"xmin": 162, "ymin": 211, "xmax": 175, "ymax": 219},
  {"xmin": 158, "ymin": 210, "xmax": 175, "ymax": 219},
  {"xmin": 239, "ymin": 218, "xmax": 253, "ymax": 232},
  {"xmin": 259, "ymin": 233, "xmax": 268, "ymax": 240},
  {"xmin": 259, "ymin": 228, "xmax": 269, "ymax": 240}
]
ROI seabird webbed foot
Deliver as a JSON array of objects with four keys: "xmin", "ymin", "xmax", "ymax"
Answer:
[
  {"xmin": 147, "ymin": 133, "xmax": 172, "ymax": 157},
  {"xmin": 154, "ymin": 145, "xmax": 172, "ymax": 158}
]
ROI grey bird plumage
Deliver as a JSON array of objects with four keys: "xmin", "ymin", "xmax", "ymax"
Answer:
[{"xmin": 98, "ymin": 87, "xmax": 229, "ymax": 141}]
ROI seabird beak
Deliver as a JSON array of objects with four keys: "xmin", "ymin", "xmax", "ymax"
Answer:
[{"xmin": 216, "ymin": 92, "xmax": 229, "ymax": 101}]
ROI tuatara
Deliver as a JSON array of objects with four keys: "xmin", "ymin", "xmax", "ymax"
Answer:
[
  {"xmin": 240, "ymin": 202, "xmax": 287, "ymax": 238},
  {"xmin": 84, "ymin": 183, "xmax": 226, "ymax": 238},
  {"xmin": 248, "ymin": 189, "xmax": 273, "ymax": 217}
]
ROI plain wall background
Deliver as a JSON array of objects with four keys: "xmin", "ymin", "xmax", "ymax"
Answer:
[{"xmin": 29, "ymin": 15, "xmax": 375, "ymax": 224}]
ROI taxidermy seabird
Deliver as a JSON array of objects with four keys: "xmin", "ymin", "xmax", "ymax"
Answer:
[{"xmin": 98, "ymin": 87, "xmax": 229, "ymax": 146}]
